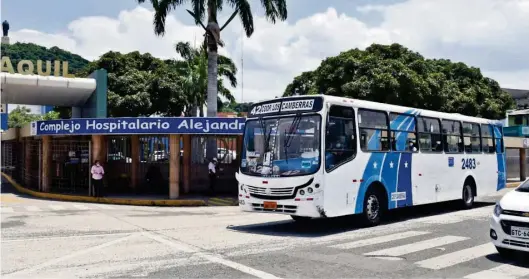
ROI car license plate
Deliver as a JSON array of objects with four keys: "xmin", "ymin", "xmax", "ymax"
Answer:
[
  {"xmin": 263, "ymin": 201, "xmax": 277, "ymax": 209},
  {"xmin": 510, "ymin": 226, "xmax": 529, "ymax": 239}
]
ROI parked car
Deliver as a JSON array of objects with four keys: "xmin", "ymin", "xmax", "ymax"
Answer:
[{"xmin": 490, "ymin": 179, "xmax": 529, "ymax": 257}]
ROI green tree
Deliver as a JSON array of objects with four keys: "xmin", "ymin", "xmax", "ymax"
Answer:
[
  {"xmin": 1, "ymin": 42, "xmax": 88, "ymax": 75},
  {"xmin": 284, "ymin": 43, "xmax": 515, "ymax": 119},
  {"xmin": 174, "ymin": 41, "xmax": 236, "ymax": 116},
  {"xmin": 80, "ymin": 51, "xmax": 188, "ymax": 117},
  {"xmin": 8, "ymin": 106, "xmax": 59, "ymax": 128}
]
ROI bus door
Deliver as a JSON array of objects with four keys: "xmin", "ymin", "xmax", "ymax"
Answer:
[{"xmin": 323, "ymin": 105, "xmax": 357, "ymax": 215}]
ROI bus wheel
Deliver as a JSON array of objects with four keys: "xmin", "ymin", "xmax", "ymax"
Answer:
[
  {"xmin": 461, "ymin": 183, "xmax": 475, "ymax": 209},
  {"xmin": 291, "ymin": 215, "xmax": 311, "ymax": 222},
  {"xmin": 363, "ymin": 188, "xmax": 384, "ymax": 226}
]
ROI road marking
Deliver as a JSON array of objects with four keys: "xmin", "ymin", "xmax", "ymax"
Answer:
[
  {"xmin": 2, "ymin": 233, "xmax": 140, "ymax": 278},
  {"xmin": 49, "ymin": 205, "xmax": 65, "ymax": 210},
  {"xmin": 330, "ymin": 231, "xmax": 431, "ymax": 250},
  {"xmin": 143, "ymin": 231, "xmax": 283, "ymax": 279},
  {"xmin": 1, "ymin": 232, "xmax": 136, "ymax": 243},
  {"xmin": 26, "ymin": 206, "xmax": 41, "ymax": 212},
  {"xmin": 464, "ymin": 263, "xmax": 529, "ymax": 279},
  {"xmin": 415, "ymin": 243, "xmax": 496, "ymax": 270},
  {"xmin": 1, "ymin": 207, "xmax": 14, "ymax": 213},
  {"xmin": 73, "ymin": 204, "xmax": 90, "ymax": 210},
  {"xmin": 364, "ymin": 235, "xmax": 468, "ymax": 257}
]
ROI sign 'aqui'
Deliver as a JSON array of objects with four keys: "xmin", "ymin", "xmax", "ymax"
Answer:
[{"xmin": 1, "ymin": 56, "xmax": 75, "ymax": 77}]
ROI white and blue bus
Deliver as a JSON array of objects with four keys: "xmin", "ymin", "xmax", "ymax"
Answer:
[{"xmin": 235, "ymin": 95, "xmax": 506, "ymax": 225}]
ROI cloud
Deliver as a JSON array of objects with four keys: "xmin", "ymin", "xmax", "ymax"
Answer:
[{"xmin": 9, "ymin": 0, "xmax": 529, "ymax": 104}]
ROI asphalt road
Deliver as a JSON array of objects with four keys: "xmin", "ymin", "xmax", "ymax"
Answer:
[{"xmin": 1, "ymin": 180, "xmax": 528, "ymax": 279}]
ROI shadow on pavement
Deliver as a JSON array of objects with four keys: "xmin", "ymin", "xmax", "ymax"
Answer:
[
  {"xmin": 485, "ymin": 252, "xmax": 529, "ymax": 266},
  {"xmin": 227, "ymin": 200, "xmax": 496, "ymax": 238}
]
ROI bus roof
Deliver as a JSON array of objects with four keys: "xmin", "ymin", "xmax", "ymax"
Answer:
[{"xmin": 266, "ymin": 95, "xmax": 503, "ymax": 126}]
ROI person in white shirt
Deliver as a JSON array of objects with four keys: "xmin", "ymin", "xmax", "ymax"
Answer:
[
  {"xmin": 91, "ymin": 160, "xmax": 105, "ymax": 197},
  {"xmin": 208, "ymin": 157, "xmax": 218, "ymax": 195}
]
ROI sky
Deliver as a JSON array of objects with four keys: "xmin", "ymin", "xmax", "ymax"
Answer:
[{"xmin": 2, "ymin": 0, "xmax": 529, "ymax": 109}]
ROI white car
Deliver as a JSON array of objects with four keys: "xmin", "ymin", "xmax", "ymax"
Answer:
[{"xmin": 490, "ymin": 180, "xmax": 529, "ymax": 257}]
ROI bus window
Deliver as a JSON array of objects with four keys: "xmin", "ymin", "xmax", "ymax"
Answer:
[
  {"xmin": 493, "ymin": 125, "xmax": 504, "ymax": 154},
  {"xmin": 463, "ymin": 122, "xmax": 481, "ymax": 153},
  {"xmin": 481, "ymin": 124, "xmax": 495, "ymax": 153},
  {"xmin": 390, "ymin": 113, "xmax": 417, "ymax": 152},
  {"xmin": 442, "ymin": 120, "xmax": 463, "ymax": 153},
  {"xmin": 417, "ymin": 117, "xmax": 442, "ymax": 152},
  {"xmin": 358, "ymin": 109, "xmax": 389, "ymax": 152},
  {"xmin": 325, "ymin": 106, "xmax": 356, "ymax": 171}
]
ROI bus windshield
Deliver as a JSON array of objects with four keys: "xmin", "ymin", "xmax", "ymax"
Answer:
[{"xmin": 241, "ymin": 114, "xmax": 321, "ymax": 177}]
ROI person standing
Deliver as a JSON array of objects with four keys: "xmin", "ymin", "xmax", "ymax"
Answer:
[
  {"xmin": 208, "ymin": 157, "xmax": 218, "ymax": 195},
  {"xmin": 91, "ymin": 160, "xmax": 104, "ymax": 197}
]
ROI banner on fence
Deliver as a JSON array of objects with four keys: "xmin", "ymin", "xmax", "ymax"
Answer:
[{"xmin": 31, "ymin": 117, "xmax": 246, "ymax": 135}]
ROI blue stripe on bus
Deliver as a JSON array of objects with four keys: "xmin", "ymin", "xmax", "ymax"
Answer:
[
  {"xmin": 355, "ymin": 109, "xmax": 417, "ymax": 213},
  {"xmin": 493, "ymin": 125, "xmax": 506, "ymax": 190},
  {"xmin": 367, "ymin": 130, "xmax": 380, "ymax": 150},
  {"xmin": 381, "ymin": 152, "xmax": 400, "ymax": 209},
  {"xmin": 396, "ymin": 117, "xmax": 416, "ymax": 208}
]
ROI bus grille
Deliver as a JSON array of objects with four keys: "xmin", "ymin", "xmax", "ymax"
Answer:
[
  {"xmin": 247, "ymin": 186, "xmax": 295, "ymax": 197},
  {"xmin": 251, "ymin": 203, "xmax": 297, "ymax": 214}
]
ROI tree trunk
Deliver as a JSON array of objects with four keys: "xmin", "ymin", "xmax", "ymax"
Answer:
[
  {"xmin": 207, "ymin": 50, "xmax": 218, "ymax": 117},
  {"xmin": 205, "ymin": 49, "xmax": 218, "ymax": 161}
]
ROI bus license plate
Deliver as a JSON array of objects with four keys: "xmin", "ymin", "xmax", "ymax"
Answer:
[
  {"xmin": 511, "ymin": 226, "xmax": 529, "ymax": 239},
  {"xmin": 263, "ymin": 201, "xmax": 277, "ymax": 209}
]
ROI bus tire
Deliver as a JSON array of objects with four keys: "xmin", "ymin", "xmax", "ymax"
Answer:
[
  {"xmin": 362, "ymin": 186, "xmax": 385, "ymax": 226},
  {"xmin": 461, "ymin": 183, "xmax": 475, "ymax": 209}
]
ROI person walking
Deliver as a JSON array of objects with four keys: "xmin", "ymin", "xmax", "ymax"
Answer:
[
  {"xmin": 91, "ymin": 160, "xmax": 105, "ymax": 197},
  {"xmin": 208, "ymin": 157, "xmax": 218, "ymax": 195}
]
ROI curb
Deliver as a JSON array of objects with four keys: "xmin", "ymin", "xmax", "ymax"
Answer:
[
  {"xmin": 207, "ymin": 197, "xmax": 238, "ymax": 206},
  {"xmin": 1, "ymin": 172, "xmax": 207, "ymax": 207}
]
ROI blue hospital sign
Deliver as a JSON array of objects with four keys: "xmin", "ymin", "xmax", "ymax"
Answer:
[{"xmin": 32, "ymin": 117, "xmax": 246, "ymax": 135}]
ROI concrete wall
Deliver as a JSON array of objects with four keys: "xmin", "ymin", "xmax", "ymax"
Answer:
[
  {"xmin": 1, "ymin": 127, "xmax": 18, "ymax": 141},
  {"xmin": 19, "ymin": 124, "xmax": 33, "ymax": 138}
]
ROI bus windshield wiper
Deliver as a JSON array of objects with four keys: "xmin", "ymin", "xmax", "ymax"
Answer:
[
  {"xmin": 258, "ymin": 117, "xmax": 273, "ymax": 153},
  {"xmin": 283, "ymin": 114, "xmax": 302, "ymax": 163}
]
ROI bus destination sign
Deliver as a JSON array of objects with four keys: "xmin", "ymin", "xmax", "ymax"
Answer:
[{"xmin": 248, "ymin": 97, "xmax": 323, "ymax": 117}]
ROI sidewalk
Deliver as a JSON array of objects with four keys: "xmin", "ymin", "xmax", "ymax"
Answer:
[{"xmin": 1, "ymin": 172, "xmax": 238, "ymax": 207}]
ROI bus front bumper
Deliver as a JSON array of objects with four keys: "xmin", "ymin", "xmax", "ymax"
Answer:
[{"xmin": 238, "ymin": 195, "xmax": 324, "ymax": 218}]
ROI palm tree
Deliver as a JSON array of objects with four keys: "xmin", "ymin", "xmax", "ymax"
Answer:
[
  {"xmin": 137, "ymin": 0, "xmax": 287, "ymax": 118},
  {"xmin": 174, "ymin": 41, "xmax": 236, "ymax": 116},
  {"xmin": 138, "ymin": 0, "xmax": 287, "ymax": 160}
]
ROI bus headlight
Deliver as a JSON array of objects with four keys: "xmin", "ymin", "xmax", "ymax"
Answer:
[
  {"xmin": 299, "ymin": 190, "xmax": 305, "ymax": 195},
  {"xmin": 240, "ymin": 184, "xmax": 247, "ymax": 193},
  {"xmin": 307, "ymin": 187, "xmax": 313, "ymax": 193}
]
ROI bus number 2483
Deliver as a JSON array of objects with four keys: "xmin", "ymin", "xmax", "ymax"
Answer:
[{"xmin": 462, "ymin": 158, "xmax": 476, "ymax": 170}]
